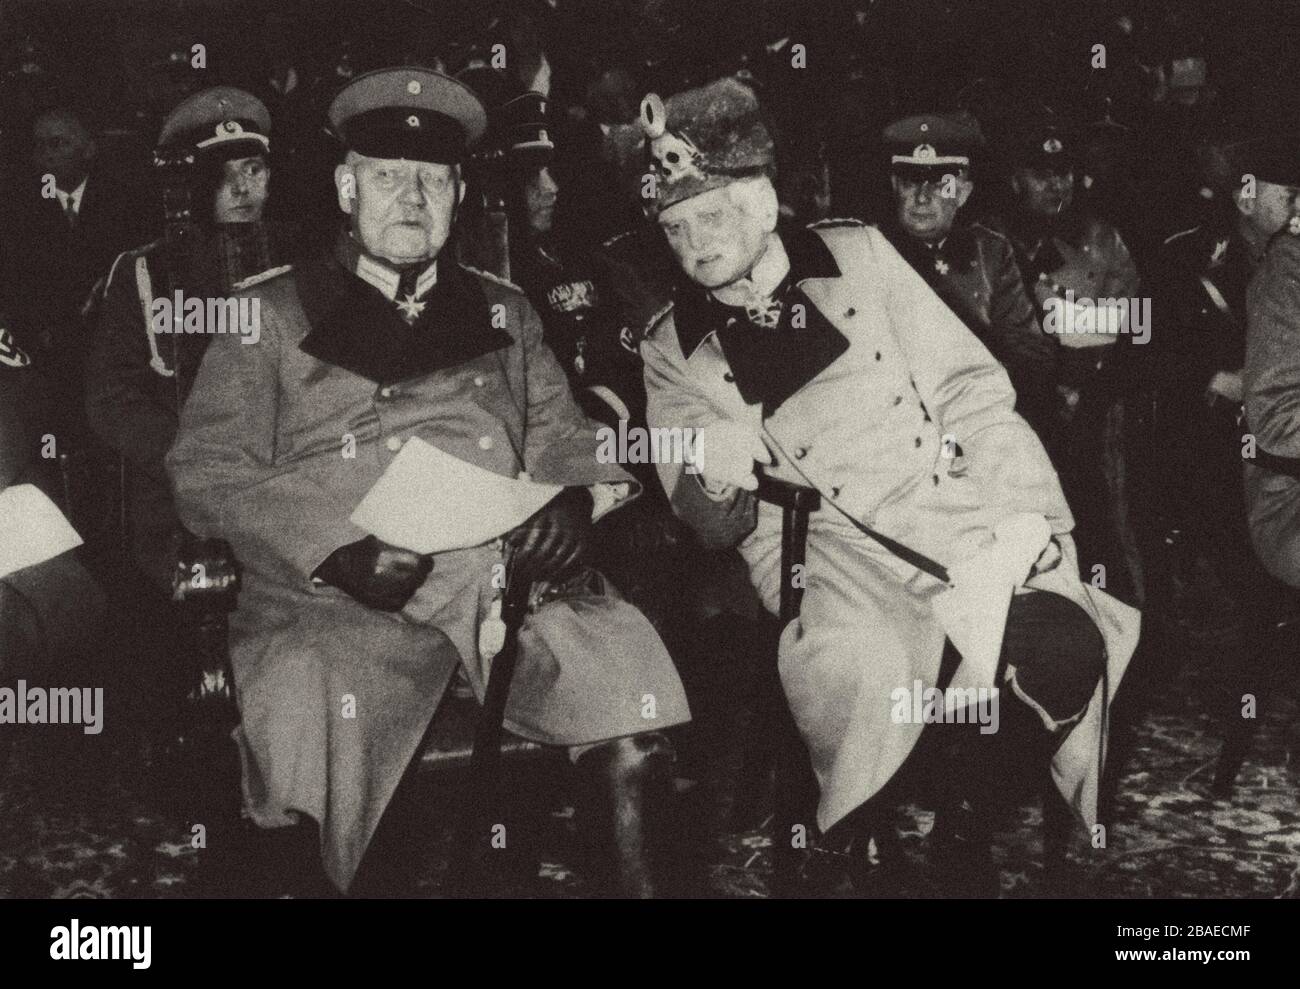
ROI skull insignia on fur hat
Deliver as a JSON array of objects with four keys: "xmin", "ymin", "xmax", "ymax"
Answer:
[{"xmin": 638, "ymin": 77, "xmax": 775, "ymax": 217}]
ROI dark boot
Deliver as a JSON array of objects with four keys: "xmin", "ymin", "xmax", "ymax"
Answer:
[{"xmin": 575, "ymin": 732, "xmax": 676, "ymax": 898}]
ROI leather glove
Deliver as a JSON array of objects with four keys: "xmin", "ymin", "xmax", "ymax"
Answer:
[
  {"xmin": 312, "ymin": 534, "xmax": 433, "ymax": 612},
  {"xmin": 695, "ymin": 419, "xmax": 772, "ymax": 493},
  {"xmin": 506, "ymin": 485, "xmax": 594, "ymax": 584}
]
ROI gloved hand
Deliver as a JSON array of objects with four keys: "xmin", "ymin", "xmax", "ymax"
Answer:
[
  {"xmin": 506, "ymin": 485, "xmax": 594, "ymax": 584},
  {"xmin": 694, "ymin": 419, "xmax": 772, "ymax": 493},
  {"xmin": 313, "ymin": 534, "xmax": 433, "ymax": 611}
]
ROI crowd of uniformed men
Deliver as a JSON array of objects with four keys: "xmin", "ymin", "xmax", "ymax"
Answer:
[{"xmin": 1, "ymin": 1, "xmax": 1299, "ymax": 897}]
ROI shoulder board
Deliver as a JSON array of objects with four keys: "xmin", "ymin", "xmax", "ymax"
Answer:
[
  {"xmin": 460, "ymin": 264, "xmax": 526, "ymax": 295},
  {"xmin": 808, "ymin": 217, "xmax": 866, "ymax": 229},
  {"xmin": 232, "ymin": 264, "xmax": 293, "ymax": 292},
  {"xmin": 643, "ymin": 300, "xmax": 675, "ymax": 338}
]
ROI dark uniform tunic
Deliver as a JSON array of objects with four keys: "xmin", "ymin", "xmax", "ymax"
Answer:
[
  {"xmin": 993, "ymin": 209, "xmax": 1147, "ymax": 605},
  {"xmin": 511, "ymin": 234, "xmax": 647, "ymax": 430},
  {"xmin": 1150, "ymin": 217, "xmax": 1263, "ymax": 592},
  {"xmin": 86, "ymin": 222, "xmax": 295, "ymax": 587}
]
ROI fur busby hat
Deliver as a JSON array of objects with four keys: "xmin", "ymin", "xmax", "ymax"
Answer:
[{"xmin": 638, "ymin": 76, "xmax": 775, "ymax": 217}]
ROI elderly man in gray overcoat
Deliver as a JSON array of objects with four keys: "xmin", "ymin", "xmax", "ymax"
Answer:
[{"xmin": 167, "ymin": 67, "xmax": 689, "ymax": 896}]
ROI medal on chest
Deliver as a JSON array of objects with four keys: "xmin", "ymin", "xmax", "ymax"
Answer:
[{"xmin": 478, "ymin": 595, "xmax": 508, "ymax": 660}]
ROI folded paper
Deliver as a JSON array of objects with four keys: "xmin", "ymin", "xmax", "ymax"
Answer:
[
  {"xmin": 350, "ymin": 437, "xmax": 562, "ymax": 553},
  {"xmin": 0, "ymin": 484, "xmax": 84, "ymax": 579}
]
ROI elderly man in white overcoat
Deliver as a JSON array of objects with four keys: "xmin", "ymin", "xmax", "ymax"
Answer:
[{"xmin": 638, "ymin": 78, "xmax": 1140, "ymax": 890}]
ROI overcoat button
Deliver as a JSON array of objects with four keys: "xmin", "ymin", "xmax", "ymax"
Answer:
[
  {"xmin": 932, "ymin": 474, "xmax": 940, "ymax": 486},
  {"xmin": 794, "ymin": 446, "xmax": 808, "ymax": 460},
  {"xmin": 724, "ymin": 372, "xmax": 735, "ymax": 382},
  {"xmin": 386, "ymin": 437, "xmax": 402, "ymax": 452},
  {"xmin": 894, "ymin": 396, "xmax": 903, "ymax": 405},
  {"xmin": 844, "ymin": 308, "xmax": 856, "ymax": 317},
  {"xmin": 875, "ymin": 351, "xmax": 882, "ymax": 361},
  {"xmin": 914, "ymin": 437, "xmax": 922, "ymax": 448},
  {"xmin": 474, "ymin": 375, "xmax": 485, "ymax": 387},
  {"xmin": 478, "ymin": 436, "xmax": 494, "ymax": 450},
  {"xmin": 379, "ymin": 386, "xmax": 394, "ymax": 399}
]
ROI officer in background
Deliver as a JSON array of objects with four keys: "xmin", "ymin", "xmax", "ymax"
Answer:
[
  {"xmin": 993, "ymin": 117, "xmax": 1147, "ymax": 607},
  {"xmin": 87, "ymin": 86, "xmax": 296, "ymax": 591},
  {"xmin": 459, "ymin": 68, "xmax": 649, "ymax": 435},
  {"xmin": 1151, "ymin": 137, "xmax": 1300, "ymax": 613},
  {"xmin": 879, "ymin": 112, "xmax": 1055, "ymax": 435}
]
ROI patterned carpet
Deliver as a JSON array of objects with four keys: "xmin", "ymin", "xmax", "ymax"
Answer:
[{"xmin": 1, "ymin": 594, "xmax": 1296, "ymax": 899}]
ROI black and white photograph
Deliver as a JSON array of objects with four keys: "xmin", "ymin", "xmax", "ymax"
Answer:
[{"xmin": 0, "ymin": 0, "xmax": 1296, "ymax": 967}]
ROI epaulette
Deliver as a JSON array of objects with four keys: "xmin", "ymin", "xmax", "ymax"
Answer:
[
  {"xmin": 232, "ymin": 264, "xmax": 293, "ymax": 292},
  {"xmin": 460, "ymin": 264, "xmax": 526, "ymax": 295},
  {"xmin": 643, "ymin": 300, "xmax": 675, "ymax": 338},
  {"xmin": 809, "ymin": 217, "xmax": 866, "ymax": 229}
]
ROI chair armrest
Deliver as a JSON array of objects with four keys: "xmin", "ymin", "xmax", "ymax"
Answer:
[{"xmin": 754, "ymin": 475, "xmax": 821, "ymax": 513}]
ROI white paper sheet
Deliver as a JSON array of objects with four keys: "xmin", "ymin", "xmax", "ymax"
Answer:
[
  {"xmin": 0, "ymin": 484, "xmax": 84, "ymax": 578},
  {"xmin": 350, "ymin": 437, "xmax": 562, "ymax": 553}
]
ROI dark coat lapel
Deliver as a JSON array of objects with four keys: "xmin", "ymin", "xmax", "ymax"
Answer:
[{"xmin": 298, "ymin": 245, "xmax": 515, "ymax": 385}]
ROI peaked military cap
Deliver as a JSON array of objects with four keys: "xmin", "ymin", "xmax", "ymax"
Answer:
[
  {"xmin": 158, "ymin": 86, "xmax": 271, "ymax": 159},
  {"xmin": 637, "ymin": 76, "xmax": 775, "ymax": 217},
  {"xmin": 329, "ymin": 66, "xmax": 487, "ymax": 164},
  {"xmin": 883, "ymin": 112, "xmax": 984, "ymax": 181},
  {"xmin": 1010, "ymin": 117, "xmax": 1077, "ymax": 172},
  {"xmin": 457, "ymin": 66, "xmax": 553, "ymax": 168},
  {"xmin": 1230, "ymin": 136, "xmax": 1300, "ymax": 188}
]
